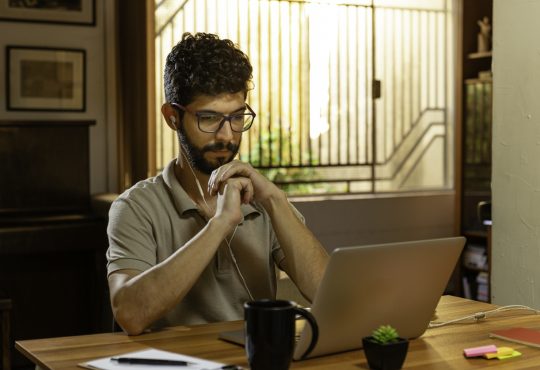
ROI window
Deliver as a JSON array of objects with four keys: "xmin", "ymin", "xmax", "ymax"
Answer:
[{"xmin": 154, "ymin": 0, "xmax": 455, "ymax": 195}]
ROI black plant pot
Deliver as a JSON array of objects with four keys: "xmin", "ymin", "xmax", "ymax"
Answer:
[{"xmin": 362, "ymin": 336, "xmax": 409, "ymax": 370}]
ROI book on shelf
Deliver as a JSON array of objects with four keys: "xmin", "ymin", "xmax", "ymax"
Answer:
[
  {"xmin": 476, "ymin": 271, "xmax": 489, "ymax": 284},
  {"xmin": 464, "ymin": 80, "xmax": 492, "ymax": 166},
  {"xmin": 462, "ymin": 276, "xmax": 472, "ymax": 299},
  {"xmin": 476, "ymin": 283, "xmax": 489, "ymax": 302}
]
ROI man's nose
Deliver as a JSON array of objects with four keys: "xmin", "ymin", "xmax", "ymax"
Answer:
[{"xmin": 215, "ymin": 118, "xmax": 235, "ymax": 141}]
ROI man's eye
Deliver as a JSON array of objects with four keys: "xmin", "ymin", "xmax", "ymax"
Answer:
[
  {"xmin": 199, "ymin": 115, "xmax": 220, "ymax": 123},
  {"xmin": 231, "ymin": 115, "xmax": 245, "ymax": 122}
]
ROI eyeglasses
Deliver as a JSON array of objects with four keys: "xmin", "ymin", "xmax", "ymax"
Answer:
[{"xmin": 171, "ymin": 102, "xmax": 256, "ymax": 133}]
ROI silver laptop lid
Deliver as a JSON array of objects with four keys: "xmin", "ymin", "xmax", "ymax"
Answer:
[{"xmin": 293, "ymin": 236, "xmax": 465, "ymax": 360}]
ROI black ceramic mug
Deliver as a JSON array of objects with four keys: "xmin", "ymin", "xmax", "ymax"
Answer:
[{"xmin": 244, "ymin": 299, "xmax": 318, "ymax": 370}]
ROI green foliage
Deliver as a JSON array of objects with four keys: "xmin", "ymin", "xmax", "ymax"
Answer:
[
  {"xmin": 258, "ymin": 167, "xmax": 318, "ymax": 195},
  {"xmin": 247, "ymin": 124, "xmax": 333, "ymax": 195},
  {"xmin": 371, "ymin": 325, "xmax": 400, "ymax": 345}
]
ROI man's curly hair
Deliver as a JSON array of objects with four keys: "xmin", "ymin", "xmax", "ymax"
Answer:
[{"xmin": 164, "ymin": 32, "xmax": 253, "ymax": 106}]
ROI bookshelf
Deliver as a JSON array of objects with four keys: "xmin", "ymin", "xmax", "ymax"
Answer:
[{"xmin": 459, "ymin": 0, "xmax": 493, "ymax": 302}]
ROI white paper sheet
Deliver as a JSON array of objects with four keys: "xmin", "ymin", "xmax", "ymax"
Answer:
[{"xmin": 79, "ymin": 348, "xmax": 227, "ymax": 370}]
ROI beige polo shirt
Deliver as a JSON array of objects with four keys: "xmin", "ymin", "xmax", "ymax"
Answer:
[{"xmin": 107, "ymin": 160, "xmax": 302, "ymax": 327}]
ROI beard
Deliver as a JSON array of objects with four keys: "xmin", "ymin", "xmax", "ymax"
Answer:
[{"xmin": 177, "ymin": 125, "xmax": 240, "ymax": 175}]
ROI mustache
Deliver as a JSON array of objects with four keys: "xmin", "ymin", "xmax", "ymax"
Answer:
[{"xmin": 202, "ymin": 141, "xmax": 238, "ymax": 152}]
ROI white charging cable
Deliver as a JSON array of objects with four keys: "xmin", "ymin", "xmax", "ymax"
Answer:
[{"xmin": 429, "ymin": 304, "xmax": 540, "ymax": 328}]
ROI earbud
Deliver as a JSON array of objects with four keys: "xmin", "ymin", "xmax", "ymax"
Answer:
[{"xmin": 170, "ymin": 116, "xmax": 176, "ymax": 124}]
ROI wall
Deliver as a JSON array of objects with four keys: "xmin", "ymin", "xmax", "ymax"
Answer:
[
  {"xmin": 0, "ymin": 0, "xmax": 118, "ymax": 194},
  {"xmin": 491, "ymin": 0, "xmax": 540, "ymax": 306}
]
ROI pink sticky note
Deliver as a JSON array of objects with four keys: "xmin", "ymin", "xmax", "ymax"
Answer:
[{"xmin": 464, "ymin": 345, "xmax": 498, "ymax": 358}]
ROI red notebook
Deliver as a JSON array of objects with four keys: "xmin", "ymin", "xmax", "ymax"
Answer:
[{"xmin": 490, "ymin": 327, "xmax": 540, "ymax": 348}]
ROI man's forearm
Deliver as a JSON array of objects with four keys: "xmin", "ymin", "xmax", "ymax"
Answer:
[
  {"xmin": 111, "ymin": 217, "xmax": 232, "ymax": 335},
  {"xmin": 261, "ymin": 192, "xmax": 329, "ymax": 301}
]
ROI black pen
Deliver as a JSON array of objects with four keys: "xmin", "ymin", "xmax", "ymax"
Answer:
[{"xmin": 111, "ymin": 357, "xmax": 195, "ymax": 366}]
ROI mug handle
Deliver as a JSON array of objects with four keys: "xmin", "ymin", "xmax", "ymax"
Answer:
[{"xmin": 293, "ymin": 307, "xmax": 319, "ymax": 359}]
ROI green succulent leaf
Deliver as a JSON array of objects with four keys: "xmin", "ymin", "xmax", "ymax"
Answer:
[{"xmin": 371, "ymin": 325, "xmax": 400, "ymax": 345}]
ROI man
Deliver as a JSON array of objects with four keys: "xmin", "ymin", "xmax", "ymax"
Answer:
[{"xmin": 107, "ymin": 32, "xmax": 329, "ymax": 335}]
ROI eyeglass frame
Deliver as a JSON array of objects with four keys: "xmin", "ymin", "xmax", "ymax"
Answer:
[{"xmin": 170, "ymin": 102, "xmax": 256, "ymax": 133}]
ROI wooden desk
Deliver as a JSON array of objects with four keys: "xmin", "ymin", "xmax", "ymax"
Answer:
[{"xmin": 16, "ymin": 296, "xmax": 540, "ymax": 369}]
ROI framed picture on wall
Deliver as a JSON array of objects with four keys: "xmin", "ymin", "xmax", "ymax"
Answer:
[
  {"xmin": 0, "ymin": 0, "xmax": 95, "ymax": 26},
  {"xmin": 6, "ymin": 46, "xmax": 86, "ymax": 112}
]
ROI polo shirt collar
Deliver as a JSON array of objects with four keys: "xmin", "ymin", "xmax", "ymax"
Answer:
[{"xmin": 162, "ymin": 159, "xmax": 260, "ymax": 221}]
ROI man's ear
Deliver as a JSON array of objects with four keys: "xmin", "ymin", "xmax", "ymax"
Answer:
[{"xmin": 161, "ymin": 103, "xmax": 179, "ymax": 130}]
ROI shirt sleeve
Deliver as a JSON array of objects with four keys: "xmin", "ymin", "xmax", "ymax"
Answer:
[{"xmin": 106, "ymin": 196, "xmax": 157, "ymax": 276}]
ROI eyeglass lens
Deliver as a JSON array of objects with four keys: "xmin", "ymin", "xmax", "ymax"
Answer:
[{"xmin": 198, "ymin": 113, "xmax": 254, "ymax": 133}]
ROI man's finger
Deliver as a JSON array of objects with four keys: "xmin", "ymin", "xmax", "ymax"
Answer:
[
  {"xmin": 219, "ymin": 177, "xmax": 253, "ymax": 203},
  {"xmin": 210, "ymin": 162, "xmax": 239, "ymax": 195}
]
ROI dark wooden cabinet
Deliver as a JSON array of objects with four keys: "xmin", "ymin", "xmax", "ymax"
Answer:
[
  {"xmin": 0, "ymin": 121, "xmax": 112, "ymax": 370},
  {"xmin": 0, "ymin": 216, "xmax": 111, "ymax": 369},
  {"xmin": 0, "ymin": 121, "xmax": 95, "ymax": 215}
]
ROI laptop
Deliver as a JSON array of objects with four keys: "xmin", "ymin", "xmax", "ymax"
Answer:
[{"xmin": 219, "ymin": 236, "xmax": 466, "ymax": 360}]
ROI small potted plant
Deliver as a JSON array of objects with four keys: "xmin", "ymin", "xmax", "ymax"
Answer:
[{"xmin": 362, "ymin": 325, "xmax": 409, "ymax": 370}]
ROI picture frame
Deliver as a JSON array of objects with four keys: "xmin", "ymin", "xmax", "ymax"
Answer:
[
  {"xmin": 6, "ymin": 46, "xmax": 86, "ymax": 112},
  {"xmin": 0, "ymin": 0, "xmax": 95, "ymax": 26}
]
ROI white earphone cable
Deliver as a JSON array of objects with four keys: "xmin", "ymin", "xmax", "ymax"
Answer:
[
  {"xmin": 181, "ymin": 148, "xmax": 255, "ymax": 301},
  {"xmin": 224, "ymin": 225, "xmax": 255, "ymax": 301},
  {"xmin": 429, "ymin": 304, "xmax": 540, "ymax": 328}
]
